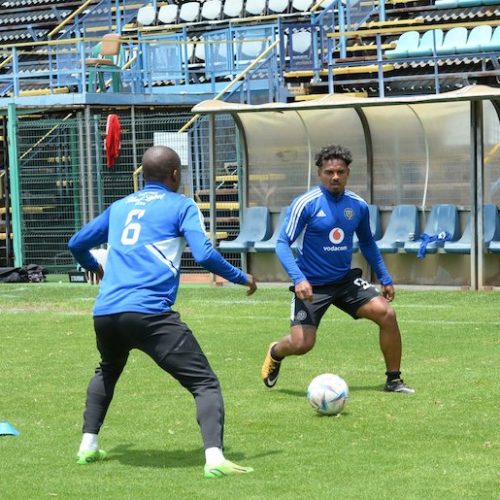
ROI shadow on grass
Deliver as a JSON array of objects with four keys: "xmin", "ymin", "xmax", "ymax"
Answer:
[{"xmin": 109, "ymin": 444, "xmax": 282, "ymax": 469}]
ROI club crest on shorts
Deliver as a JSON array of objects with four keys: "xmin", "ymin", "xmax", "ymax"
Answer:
[
  {"xmin": 344, "ymin": 208, "xmax": 354, "ymax": 220},
  {"xmin": 295, "ymin": 310, "xmax": 307, "ymax": 321}
]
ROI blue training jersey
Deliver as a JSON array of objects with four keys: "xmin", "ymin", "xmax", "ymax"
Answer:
[
  {"xmin": 276, "ymin": 185, "xmax": 392, "ymax": 287},
  {"xmin": 68, "ymin": 182, "xmax": 247, "ymax": 315}
]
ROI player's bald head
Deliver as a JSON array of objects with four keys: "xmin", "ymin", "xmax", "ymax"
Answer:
[{"xmin": 142, "ymin": 146, "xmax": 181, "ymax": 183}]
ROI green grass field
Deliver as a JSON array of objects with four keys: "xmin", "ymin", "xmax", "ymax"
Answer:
[{"xmin": 1, "ymin": 282, "xmax": 499, "ymax": 499}]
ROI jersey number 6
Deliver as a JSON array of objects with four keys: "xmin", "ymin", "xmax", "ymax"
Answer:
[{"xmin": 121, "ymin": 209, "xmax": 145, "ymax": 245}]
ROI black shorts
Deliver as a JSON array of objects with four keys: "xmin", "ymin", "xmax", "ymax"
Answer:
[{"xmin": 290, "ymin": 268, "xmax": 380, "ymax": 328}]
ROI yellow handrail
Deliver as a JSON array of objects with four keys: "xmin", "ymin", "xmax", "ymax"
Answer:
[{"xmin": 48, "ymin": 0, "xmax": 97, "ymax": 39}]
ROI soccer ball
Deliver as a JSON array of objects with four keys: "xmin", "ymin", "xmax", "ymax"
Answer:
[{"xmin": 307, "ymin": 373, "xmax": 349, "ymax": 416}]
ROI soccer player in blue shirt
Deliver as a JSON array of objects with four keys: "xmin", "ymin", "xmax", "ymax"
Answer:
[
  {"xmin": 261, "ymin": 144, "xmax": 414, "ymax": 394},
  {"xmin": 69, "ymin": 146, "xmax": 257, "ymax": 478}
]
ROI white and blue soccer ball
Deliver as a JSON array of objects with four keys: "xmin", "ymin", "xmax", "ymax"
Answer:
[{"xmin": 307, "ymin": 373, "xmax": 349, "ymax": 416}]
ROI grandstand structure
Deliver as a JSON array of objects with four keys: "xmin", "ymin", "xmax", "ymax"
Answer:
[{"xmin": 0, "ymin": 0, "xmax": 498, "ymax": 287}]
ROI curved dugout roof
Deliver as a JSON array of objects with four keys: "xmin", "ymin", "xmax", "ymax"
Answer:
[{"xmin": 192, "ymin": 85, "xmax": 500, "ymax": 289}]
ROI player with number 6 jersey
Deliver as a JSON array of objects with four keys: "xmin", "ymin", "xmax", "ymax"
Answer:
[
  {"xmin": 69, "ymin": 179, "xmax": 247, "ymax": 316},
  {"xmin": 260, "ymin": 144, "xmax": 414, "ymax": 395},
  {"xmin": 69, "ymin": 146, "xmax": 257, "ymax": 478}
]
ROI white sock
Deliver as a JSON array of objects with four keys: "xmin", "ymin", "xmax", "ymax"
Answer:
[
  {"xmin": 205, "ymin": 447, "xmax": 225, "ymax": 467},
  {"xmin": 79, "ymin": 433, "xmax": 99, "ymax": 453}
]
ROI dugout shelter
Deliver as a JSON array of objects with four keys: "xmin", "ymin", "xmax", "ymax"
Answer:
[{"xmin": 192, "ymin": 85, "xmax": 500, "ymax": 289}]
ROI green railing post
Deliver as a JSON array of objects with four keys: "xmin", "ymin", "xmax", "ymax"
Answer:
[{"xmin": 7, "ymin": 103, "xmax": 23, "ymax": 267}]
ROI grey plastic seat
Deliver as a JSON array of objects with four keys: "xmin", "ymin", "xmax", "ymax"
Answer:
[
  {"xmin": 245, "ymin": 0, "xmax": 267, "ymax": 16},
  {"xmin": 444, "ymin": 204, "xmax": 499, "ymax": 254},
  {"xmin": 436, "ymin": 27, "xmax": 468, "ymax": 55},
  {"xmin": 201, "ymin": 0, "xmax": 222, "ymax": 20},
  {"xmin": 404, "ymin": 204, "xmax": 460, "ymax": 254},
  {"xmin": 434, "ymin": 0, "xmax": 458, "ymax": 7},
  {"xmin": 158, "ymin": 4, "xmax": 178, "ymax": 24},
  {"xmin": 408, "ymin": 29, "xmax": 444, "ymax": 57},
  {"xmin": 254, "ymin": 206, "xmax": 288, "ymax": 252},
  {"xmin": 377, "ymin": 204, "xmax": 420, "ymax": 253},
  {"xmin": 268, "ymin": 0, "xmax": 289, "ymax": 13},
  {"xmin": 223, "ymin": 0, "xmax": 244, "ymax": 18},
  {"xmin": 353, "ymin": 204, "xmax": 382, "ymax": 253},
  {"xmin": 179, "ymin": 1, "xmax": 201, "ymax": 22},
  {"xmin": 458, "ymin": 25, "xmax": 492, "ymax": 54},
  {"xmin": 385, "ymin": 31, "xmax": 420, "ymax": 59},
  {"xmin": 480, "ymin": 25, "xmax": 500, "ymax": 52},
  {"xmin": 137, "ymin": 4, "xmax": 156, "ymax": 25},
  {"xmin": 219, "ymin": 206, "xmax": 272, "ymax": 252}
]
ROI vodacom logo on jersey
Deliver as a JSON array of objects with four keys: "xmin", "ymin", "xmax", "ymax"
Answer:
[
  {"xmin": 328, "ymin": 227, "xmax": 344, "ymax": 244},
  {"xmin": 324, "ymin": 227, "xmax": 348, "ymax": 252}
]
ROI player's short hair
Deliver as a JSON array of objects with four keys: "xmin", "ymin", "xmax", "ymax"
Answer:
[
  {"xmin": 142, "ymin": 146, "xmax": 181, "ymax": 182},
  {"xmin": 314, "ymin": 145, "xmax": 353, "ymax": 168}
]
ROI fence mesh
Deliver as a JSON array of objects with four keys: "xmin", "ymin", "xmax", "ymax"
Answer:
[{"xmin": 15, "ymin": 109, "xmax": 241, "ymax": 274}]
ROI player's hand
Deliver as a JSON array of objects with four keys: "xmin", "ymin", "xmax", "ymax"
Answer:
[
  {"xmin": 86, "ymin": 264, "xmax": 104, "ymax": 285},
  {"xmin": 295, "ymin": 279, "xmax": 313, "ymax": 303},
  {"xmin": 382, "ymin": 284, "xmax": 395, "ymax": 302},
  {"xmin": 245, "ymin": 274, "xmax": 257, "ymax": 296}
]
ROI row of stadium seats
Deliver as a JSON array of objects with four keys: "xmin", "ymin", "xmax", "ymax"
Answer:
[
  {"xmin": 385, "ymin": 25, "xmax": 500, "ymax": 59},
  {"xmin": 218, "ymin": 204, "xmax": 500, "ymax": 254},
  {"xmin": 137, "ymin": 0, "xmax": 324, "ymax": 27}
]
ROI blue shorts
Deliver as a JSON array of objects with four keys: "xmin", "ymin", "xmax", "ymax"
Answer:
[{"xmin": 290, "ymin": 268, "xmax": 380, "ymax": 327}]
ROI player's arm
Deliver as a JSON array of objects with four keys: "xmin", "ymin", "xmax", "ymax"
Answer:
[
  {"xmin": 275, "ymin": 203, "xmax": 313, "ymax": 302},
  {"xmin": 68, "ymin": 208, "xmax": 110, "ymax": 272},
  {"xmin": 357, "ymin": 207, "xmax": 393, "ymax": 291},
  {"xmin": 180, "ymin": 200, "xmax": 256, "ymax": 294}
]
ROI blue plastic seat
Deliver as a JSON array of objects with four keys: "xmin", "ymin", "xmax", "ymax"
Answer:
[
  {"xmin": 457, "ymin": 0, "xmax": 482, "ymax": 6},
  {"xmin": 434, "ymin": 0, "xmax": 458, "ymax": 7},
  {"xmin": 444, "ymin": 204, "xmax": 498, "ymax": 254},
  {"xmin": 353, "ymin": 204, "xmax": 382, "ymax": 253},
  {"xmin": 254, "ymin": 206, "xmax": 288, "ymax": 252},
  {"xmin": 377, "ymin": 204, "xmax": 420, "ymax": 254},
  {"xmin": 218, "ymin": 206, "xmax": 272, "ymax": 252},
  {"xmin": 480, "ymin": 25, "xmax": 500, "ymax": 52},
  {"xmin": 486, "ymin": 205, "xmax": 500, "ymax": 253},
  {"xmin": 408, "ymin": 29, "xmax": 444, "ymax": 57},
  {"xmin": 385, "ymin": 31, "xmax": 420, "ymax": 59},
  {"xmin": 458, "ymin": 25, "xmax": 492, "ymax": 54},
  {"xmin": 436, "ymin": 27, "xmax": 468, "ymax": 55},
  {"xmin": 404, "ymin": 204, "xmax": 460, "ymax": 254}
]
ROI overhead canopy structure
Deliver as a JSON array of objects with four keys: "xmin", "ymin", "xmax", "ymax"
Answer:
[{"xmin": 192, "ymin": 85, "xmax": 500, "ymax": 289}]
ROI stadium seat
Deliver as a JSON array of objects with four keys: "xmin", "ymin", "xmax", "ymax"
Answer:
[
  {"xmin": 268, "ymin": 0, "xmax": 289, "ymax": 13},
  {"xmin": 385, "ymin": 31, "xmax": 420, "ymax": 59},
  {"xmin": 480, "ymin": 25, "xmax": 500, "ymax": 52},
  {"xmin": 290, "ymin": 30, "xmax": 312, "ymax": 55},
  {"xmin": 443, "ymin": 204, "xmax": 499, "ymax": 254},
  {"xmin": 436, "ymin": 27, "xmax": 468, "ymax": 55},
  {"xmin": 179, "ymin": 2, "xmax": 201, "ymax": 23},
  {"xmin": 223, "ymin": 0, "xmax": 244, "ymax": 18},
  {"xmin": 85, "ymin": 33, "xmax": 122, "ymax": 93},
  {"xmin": 158, "ymin": 4, "xmax": 179, "ymax": 24},
  {"xmin": 457, "ymin": 0, "xmax": 482, "ymax": 6},
  {"xmin": 377, "ymin": 204, "xmax": 420, "ymax": 253},
  {"xmin": 459, "ymin": 25, "xmax": 493, "ymax": 53},
  {"xmin": 253, "ymin": 206, "xmax": 288, "ymax": 252},
  {"xmin": 352, "ymin": 204, "xmax": 382, "ymax": 253},
  {"xmin": 291, "ymin": 0, "xmax": 313, "ymax": 11},
  {"xmin": 245, "ymin": 0, "xmax": 267, "ymax": 16},
  {"xmin": 218, "ymin": 206, "xmax": 273, "ymax": 252},
  {"xmin": 201, "ymin": 0, "xmax": 223, "ymax": 20},
  {"xmin": 404, "ymin": 204, "xmax": 460, "ymax": 254},
  {"xmin": 434, "ymin": 0, "xmax": 458, "ymax": 8},
  {"xmin": 137, "ymin": 4, "xmax": 156, "ymax": 26},
  {"xmin": 408, "ymin": 29, "xmax": 444, "ymax": 57}
]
